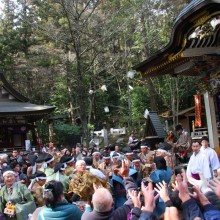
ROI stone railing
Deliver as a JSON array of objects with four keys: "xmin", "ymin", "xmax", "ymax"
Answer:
[
  {"xmin": 110, "ymin": 127, "xmax": 126, "ymax": 135},
  {"xmin": 93, "ymin": 127, "xmax": 126, "ymax": 137}
]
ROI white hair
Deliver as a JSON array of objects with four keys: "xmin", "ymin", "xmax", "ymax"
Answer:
[
  {"xmin": 92, "ymin": 188, "xmax": 113, "ymax": 212},
  {"xmin": 75, "ymin": 160, "xmax": 86, "ymax": 167}
]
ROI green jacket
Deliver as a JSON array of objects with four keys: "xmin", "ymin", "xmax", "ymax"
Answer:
[{"xmin": 38, "ymin": 201, "xmax": 82, "ymax": 220}]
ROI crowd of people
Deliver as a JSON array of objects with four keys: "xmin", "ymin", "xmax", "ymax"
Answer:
[{"xmin": 0, "ymin": 124, "xmax": 219, "ymax": 220}]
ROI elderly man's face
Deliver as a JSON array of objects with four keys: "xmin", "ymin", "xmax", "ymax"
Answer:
[
  {"xmin": 93, "ymin": 154, "xmax": 100, "ymax": 161},
  {"xmin": 76, "ymin": 162, "xmax": 86, "ymax": 173},
  {"xmin": 4, "ymin": 173, "xmax": 15, "ymax": 187}
]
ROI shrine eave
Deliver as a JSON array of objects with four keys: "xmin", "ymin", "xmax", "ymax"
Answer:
[
  {"xmin": 0, "ymin": 101, "xmax": 56, "ymax": 117},
  {"xmin": 132, "ymin": 0, "xmax": 220, "ymax": 77},
  {"xmin": 0, "ymin": 71, "xmax": 29, "ymax": 102}
]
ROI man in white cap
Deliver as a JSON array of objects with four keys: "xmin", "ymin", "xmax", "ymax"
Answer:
[
  {"xmin": 124, "ymin": 150, "xmax": 133, "ymax": 167},
  {"xmin": 92, "ymin": 151, "xmax": 101, "ymax": 169},
  {"xmin": 139, "ymin": 143, "xmax": 153, "ymax": 165},
  {"xmin": 132, "ymin": 155, "xmax": 148, "ymax": 187},
  {"xmin": 111, "ymin": 152, "xmax": 120, "ymax": 166},
  {"xmin": 98, "ymin": 153, "xmax": 112, "ymax": 178}
]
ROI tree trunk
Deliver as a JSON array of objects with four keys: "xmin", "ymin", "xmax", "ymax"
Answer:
[
  {"xmin": 75, "ymin": 18, "xmax": 89, "ymax": 147},
  {"xmin": 140, "ymin": 9, "xmax": 157, "ymax": 111},
  {"xmin": 66, "ymin": 51, "xmax": 75, "ymax": 125}
]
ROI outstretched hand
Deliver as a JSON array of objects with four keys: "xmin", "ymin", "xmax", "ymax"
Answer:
[
  {"xmin": 114, "ymin": 159, "xmax": 130, "ymax": 178},
  {"xmin": 128, "ymin": 190, "xmax": 141, "ymax": 208},
  {"xmin": 189, "ymin": 186, "xmax": 210, "ymax": 207},
  {"xmin": 154, "ymin": 181, "xmax": 170, "ymax": 203},
  {"xmin": 141, "ymin": 182, "xmax": 159, "ymax": 213},
  {"xmin": 209, "ymin": 178, "xmax": 220, "ymax": 199},
  {"xmin": 174, "ymin": 171, "xmax": 190, "ymax": 203},
  {"xmin": 188, "ymin": 173, "xmax": 211, "ymax": 194}
]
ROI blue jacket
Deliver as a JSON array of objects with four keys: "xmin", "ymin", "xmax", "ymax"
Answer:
[
  {"xmin": 182, "ymin": 199, "xmax": 204, "ymax": 220},
  {"xmin": 38, "ymin": 201, "xmax": 82, "ymax": 220},
  {"xmin": 150, "ymin": 168, "xmax": 172, "ymax": 218},
  {"xmin": 149, "ymin": 167, "xmax": 172, "ymax": 184},
  {"xmin": 182, "ymin": 198, "xmax": 220, "ymax": 220},
  {"xmin": 203, "ymin": 204, "xmax": 220, "ymax": 220}
]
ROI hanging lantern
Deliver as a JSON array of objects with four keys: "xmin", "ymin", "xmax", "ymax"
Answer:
[{"xmin": 194, "ymin": 94, "xmax": 202, "ymax": 127}]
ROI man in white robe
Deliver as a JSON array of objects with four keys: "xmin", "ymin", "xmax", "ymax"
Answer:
[
  {"xmin": 187, "ymin": 142, "xmax": 211, "ymax": 180},
  {"xmin": 200, "ymin": 136, "xmax": 220, "ymax": 178}
]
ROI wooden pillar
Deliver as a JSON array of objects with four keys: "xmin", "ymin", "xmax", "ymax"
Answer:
[{"xmin": 204, "ymin": 91, "xmax": 219, "ymax": 148}]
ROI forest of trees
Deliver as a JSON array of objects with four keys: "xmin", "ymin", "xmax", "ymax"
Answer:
[{"xmin": 0, "ymin": 0, "xmax": 200, "ymax": 145}]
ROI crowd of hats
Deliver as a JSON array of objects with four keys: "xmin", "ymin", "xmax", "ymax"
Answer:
[{"xmin": 2, "ymin": 136, "xmax": 182, "ymax": 179}]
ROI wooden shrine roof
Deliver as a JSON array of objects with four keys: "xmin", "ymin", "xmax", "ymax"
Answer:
[
  {"xmin": 133, "ymin": 0, "xmax": 220, "ymax": 78},
  {"xmin": 0, "ymin": 71, "xmax": 55, "ymax": 120}
]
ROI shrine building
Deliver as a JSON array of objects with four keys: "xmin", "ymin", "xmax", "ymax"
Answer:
[
  {"xmin": 133, "ymin": 0, "xmax": 220, "ymax": 148},
  {"xmin": 0, "ymin": 71, "xmax": 55, "ymax": 151}
]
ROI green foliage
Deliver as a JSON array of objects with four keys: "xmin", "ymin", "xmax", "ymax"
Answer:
[
  {"xmin": 34, "ymin": 56, "xmax": 61, "ymax": 67},
  {"xmin": 131, "ymin": 86, "xmax": 151, "ymax": 122},
  {"xmin": 0, "ymin": 0, "xmax": 193, "ymax": 144},
  {"xmin": 53, "ymin": 121, "xmax": 81, "ymax": 143},
  {"xmin": 87, "ymin": 123, "xmax": 94, "ymax": 130},
  {"xmin": 35, "ymin": 120, "xmax": 50, "ymax": 144}
]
